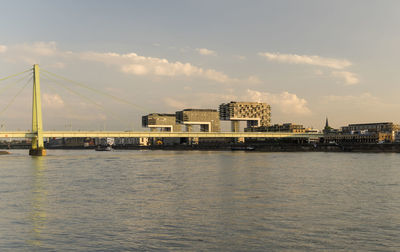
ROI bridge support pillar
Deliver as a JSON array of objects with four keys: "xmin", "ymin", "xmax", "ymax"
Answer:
[
  {"xmin": 231, "ymin": 121, "xmax": 244, "ymax": 143},
  {"xmin": 29, "ymin": 148, "xmax": 47, "ymax": 156},
  {"xmin": 30, "ymin": 64, "xmax": 46, "ymax": 156}
]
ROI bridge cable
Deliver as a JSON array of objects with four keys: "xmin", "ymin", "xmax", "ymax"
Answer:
[
  {"xmin": 0, "ymin": 75, "xmax": 32, "ymax": 117},
  {"xmin": 41, "ymin": 74, "xmax": 128, "ymax": 126},
  {"xmin": 0, "ymin": 69, "xmax": 32, "ymax": 83},
  {"xmin": 41, "ymin": 73, "xmax": 129, "ymax": 125},
  {"xmin": 0, "ymin": 73, "xmax": 32, "ymax": 96},
  {"xmin": 41, "ymin": 68, "xmax": 150, "ymax": 112},
  {"xmin": 41, "ymin": 72, "xmax": 130, "ymax": 127}
]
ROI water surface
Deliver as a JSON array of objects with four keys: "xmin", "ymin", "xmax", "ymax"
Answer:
[{"xmin": 1, "ymin": 150, "xmax": 400, "ymax": 251}]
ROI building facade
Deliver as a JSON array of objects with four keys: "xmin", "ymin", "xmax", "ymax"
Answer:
[
  {"xmin": 175, "ymin": 109, "xmax": 220, "ymax": 132},
  {"xmin": 341, "ymin": 122, "xmax": 399, "ymax": 134},
  {"xmin": 245, "ymin": 123, "xmax": 305, "ymax": 133},
  {"xmin": 323, "ymin": 132, "xmax": 394, "ymax": 143},
  {"xmin": 219, "ymin": 101, "xmax": 271, "ymax": 131},
  {"xmin": 142, "ymin": 113, "xmax": 182, "ymax": 132}
]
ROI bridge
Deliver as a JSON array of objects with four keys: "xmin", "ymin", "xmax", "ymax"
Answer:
[
  {"xmin": 0, "ymin": 131, "xmax": 321, "ymax": 139},
  {"xmin": 0, "ymin": 65, "xmax": 323, "ymax": 155}
]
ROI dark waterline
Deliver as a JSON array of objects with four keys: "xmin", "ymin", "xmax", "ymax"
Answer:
[{"xmin": 1, "ymin": 150, "xmax": 399, "ymax": 251}]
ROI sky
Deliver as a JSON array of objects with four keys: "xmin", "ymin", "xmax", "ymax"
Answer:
[{"xmin": 0, "ymin": 0, "xmax": 400, "ymax": 131}]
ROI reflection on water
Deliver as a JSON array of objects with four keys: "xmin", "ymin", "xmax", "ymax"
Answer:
[
  {"xmin": 1, "ymin": 150, "xmax": 400, "ymax": 251},
  {"xmin": 28, "ymin": 157, "xmax": 47, "ymax": 247}
]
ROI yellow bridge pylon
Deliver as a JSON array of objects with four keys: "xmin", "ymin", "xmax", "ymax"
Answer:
[{"xmin": 29, "ymin": 64, "xmax": 46, "ymax": 156}]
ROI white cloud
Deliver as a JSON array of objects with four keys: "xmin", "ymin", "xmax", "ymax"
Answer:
[
  {"xmin": 163, "ymin": 92, "xmax": 237, "ymax": 110},
  {"xmin": 331, "ymin": 71, "xmax": 359, "ymax": 85},
  {"xmin": 245, "ymin": 89, "xmax": 311, "ymax": 115},
  {"xmin": 121, "ymin": 64, "xmax": 149, "ymax": 75},
  {"xmin": 0, "ymin": 45, "xmax": 7, "ymax": 53},
  {"xmin": 25, "ymin": 41, "xmax": 58, "ymax": 56},
  {"xmin": 163, "ymin": 89, "xmax": 311, "ymax": 117},
  {"xmin": 259, "ymin": 52, "xmax": 352, "ymax": 69},
  {"xmin": 0, "ymin": 41, "xmax": 255, "ymax": 84},
  {"xmin": 196, "ymin": 48, "xmax": 217, "ymax": 56},
  {"xmin": 43, "ymin": 93, "xmax": 65, "ymax": 108},
  {"xmin": 80, "ymin": 51, "xmax": 234, "ymax": 83},
  {"xmin": 0, "ymin": 41, "xmax": 66, "ymax": 65}
]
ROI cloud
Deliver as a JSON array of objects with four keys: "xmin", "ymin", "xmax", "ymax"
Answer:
[
  {"xmin": 259, "ymin": 52, "xmax": 361, "ymax": 85},
  {"xmin": 163, "ymin": 92, "xmax": 237, "ymax": 110},
  {"xmin": 80, "ymin": 51, "xmax": 234, "ymax": 83},
  {"xmin": 0, "ymin": 45, "xmax": 7, "ymax": 53},
  {"xmin": 331, "ymin": 71, "xmax": 359, "ymax": 85},
  {"xmin": 259, "ymin": 52, "xmax": 352, "ymax": 69},
  {"xmin": 0, "ymin": 41, "xmax": 258, "ymax": 84},
  {"xmin": 43, "ymin": 93, "xmax": 65, "ymax": 108},
  {"xmin": 24, "ymin": 41, "xmax": 58, "ymax": 56},
  {"xmin": 196, "ymin": 48, "xmax": 217, "ymax": 56},
  {"xmin": 245, "ymin": 89, "xmax": 311, "ymax": 115},
  {"xmin": 163, "ymin": 89, "xmax": 310, "ymax": 117},
  {"xmin": 0, "ymin": 41, "xmax": 68, "ymax": 65}
]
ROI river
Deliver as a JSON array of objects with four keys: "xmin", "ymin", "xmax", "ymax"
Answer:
[{"xmin": 1, "ymin": 150, "xmax": 399, "ymax": 251}]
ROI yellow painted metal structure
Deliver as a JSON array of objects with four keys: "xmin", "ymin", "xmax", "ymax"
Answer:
[{"xmin": 29, "ymin": 64, "xmax": 46, "ymax": 156}]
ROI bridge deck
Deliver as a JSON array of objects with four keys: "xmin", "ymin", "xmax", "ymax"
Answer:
[{"xmin": 0, "ymin": 131, "xmax": 323, "ymax": 138}]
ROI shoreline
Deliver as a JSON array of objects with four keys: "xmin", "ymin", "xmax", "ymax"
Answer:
[{"xmin": 2, "ymin": 143, "xmax": 400, "ymax": 153}]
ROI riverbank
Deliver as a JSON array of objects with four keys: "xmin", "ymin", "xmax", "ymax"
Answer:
[{"xmin": 3, "ymin": 142, "xmax": 400, "ymax": 152}]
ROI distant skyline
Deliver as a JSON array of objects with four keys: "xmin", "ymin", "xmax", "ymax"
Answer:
[{"xmin": 1, "ymin": 1, "xmax": 400, "ymax": 131}]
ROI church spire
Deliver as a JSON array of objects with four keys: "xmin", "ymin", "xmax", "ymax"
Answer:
[{"xmin": 323, "ymin": 117, "xmax": 332, "ymax": 134}]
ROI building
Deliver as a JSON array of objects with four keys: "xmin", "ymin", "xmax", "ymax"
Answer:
[
  {"xmin": 175, "ymin": 109, "xmax": 220, "ymax": 132},
  {"xmin": 341, "ymin": 122, "xmax": 399, "ymax": 134},
  {"xmin": 142, "ymin": 113, "xmax": 182, "ymax": 145},
  {"xmin": 322, "ymin": 121, "xmax": 399, "ymax": 144},
  {"xmin": 305, "ymin": 128, "xmax": 319, "ymax": 133},
  {"xmin": 323, "ymin": 117, "xmax": 339, "ymax": 134},
  {"xmin": 219, "ymin": 101, "xmax": 271, "ymax": 132},
  {"xmin": 245, "ymin": 123, "xmax": 305, "ymax": 133},
  {"xmin": 142, "ymin": 113, "xmax": 182, "ymax": 132},
  {"xmin": 323, "ymin": 132, "xmax": 394, "ymax": 144},
  {"xmin": 114, "ymin": 137, "xmax": 149, "ymax": 146}
]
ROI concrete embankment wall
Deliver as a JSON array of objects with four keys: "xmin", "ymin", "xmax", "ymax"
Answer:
[{"xmin": 3, "ymin": 142, "xmax": 400, "ymax": 152}]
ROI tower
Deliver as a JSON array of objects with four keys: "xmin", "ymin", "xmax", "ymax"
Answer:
[
  {"xmin": 323, "ymin": 117, "xmax": 332, "ymax": 134},
  {"xmin": 29, "ymin": 64, "xmax": 46, "ymax": 156}
]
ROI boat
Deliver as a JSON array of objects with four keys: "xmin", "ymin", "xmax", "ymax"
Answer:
[
  {"xmin": 231, "ymin": 146, "xmax": 255, "ymax": 151},
  {"xmin": 95, "ymin": 137, "xmax": 114, "ymax": 151},
  {"xmin": 95, "ymin": 145, "xmax": 112, "ymax": 151},
  {"xmin": 0, "ymin": 150, "xmax": 10, "ymax": 155}
]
